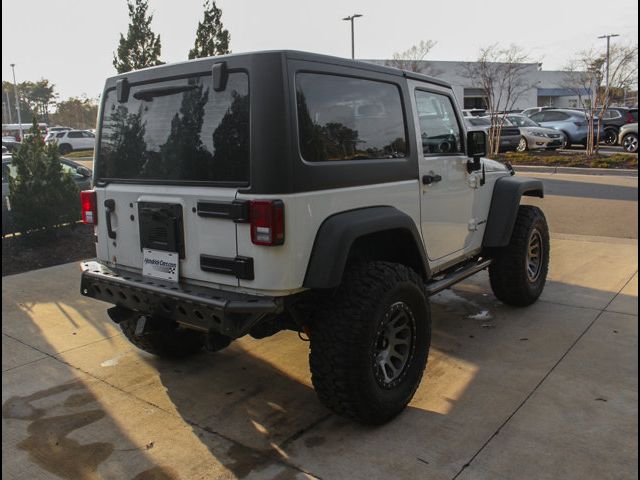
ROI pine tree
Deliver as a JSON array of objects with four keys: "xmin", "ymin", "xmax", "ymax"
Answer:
[
  {"xmin": 188, "ymin": 0, "xmax": 231, "ymax": 59},
  {"xmin": 113, "ymin": 0, "xmax": 163, "ymax": 73},
  {"xmin": 9, "ymin": 120, "xmax": 80, "ymax": 236}
]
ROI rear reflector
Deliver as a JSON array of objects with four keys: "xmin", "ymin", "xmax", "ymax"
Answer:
[
  {"xmin": 80, "ymin": 190, "xmax": 97, "ymax": 224},
  {"xmin": 250, "ymin": 200, "xmax": 284, "ymax": 246}
]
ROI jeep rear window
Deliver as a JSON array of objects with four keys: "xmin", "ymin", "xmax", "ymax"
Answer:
[
  {"xmin": 296, "ymin": 73, "xmax": 407, "ymax": 162},
  {"xmin": 98, "ymin": 72, "xmax": 249, "ymax": 184}
]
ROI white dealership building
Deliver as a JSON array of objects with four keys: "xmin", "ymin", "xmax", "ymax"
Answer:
[{"xmin": 367, "ymin": 60, "xmax": 593, "ymax": 111}]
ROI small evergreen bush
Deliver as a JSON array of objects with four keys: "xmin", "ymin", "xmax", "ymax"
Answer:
[{"xmin": 8, "ymin": 120, "xmax": 80, "ymax": 236}]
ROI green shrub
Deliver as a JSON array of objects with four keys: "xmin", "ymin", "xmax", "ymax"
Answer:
[{"xmin": 8, "ymin": 121, "xmax": 80, "ymax": 235}]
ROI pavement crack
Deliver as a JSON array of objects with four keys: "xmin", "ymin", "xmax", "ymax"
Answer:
[
  {"xmin": 279, "ymin": 412, "xmax": 333, "ymax": 450},
  {"xmin": 450, "ymin": 272, "xmax": 637, "ymax": 479}
]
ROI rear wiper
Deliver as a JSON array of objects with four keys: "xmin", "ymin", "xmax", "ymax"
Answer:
[{"xmin": 133, "ymin": 84, "xmax": 197, "ymax": 101}]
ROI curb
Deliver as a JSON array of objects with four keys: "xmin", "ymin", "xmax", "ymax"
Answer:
[{"xmin": 513, "ymin": 165, "xmax": 638, "ymax": 177}]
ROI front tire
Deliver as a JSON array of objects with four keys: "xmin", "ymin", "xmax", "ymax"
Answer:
[
  {"xmin": 516, "ymin": 136, "xmax": 528, "ymax": 152},
  {"xmin": 309, "ymin": 262, "xmax": 431, "ymax": 425},
  {"xmin": 623, "ymin": 133, "xmax": 638, "ymax": 153},
  {"xmin": 489, "ymin": 206, "xmax": 550, "ymax": 306}
]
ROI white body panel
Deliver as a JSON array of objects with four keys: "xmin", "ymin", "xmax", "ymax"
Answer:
[
  {"xmin": 98, "ymin": 184, "xmax": 239, "ymax": 288},
  {"xmin": 236, "ymin": 180, "xmax": 420, "ymax": 295}
]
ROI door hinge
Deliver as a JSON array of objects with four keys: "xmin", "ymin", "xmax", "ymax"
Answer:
[{"xmin": 468, "ymin": 219, "xmax": 478, "ymax": 231}]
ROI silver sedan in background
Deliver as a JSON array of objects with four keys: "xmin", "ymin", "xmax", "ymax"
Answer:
[{"xmin": 506, "ymin": 114, "xmax": 566, "ymax": 151}]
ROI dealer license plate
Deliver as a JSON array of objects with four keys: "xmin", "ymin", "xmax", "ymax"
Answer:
[{"xmin": 142, "ymin": 249, "xmax": 179, "ymax": 282}]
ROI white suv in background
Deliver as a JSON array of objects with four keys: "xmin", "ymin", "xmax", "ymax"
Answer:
[{"xmin": 46, "ymin": 129, "xmax": 95, "ymax": 155}]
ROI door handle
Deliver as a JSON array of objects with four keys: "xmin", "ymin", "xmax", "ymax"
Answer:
[
  {"xmin": 104, "ymin": 199, "xmax": 116, "ymax": 239},
  {"xmin": 422, "ymin": 174, "xmax": 442, "ymax": 185}
]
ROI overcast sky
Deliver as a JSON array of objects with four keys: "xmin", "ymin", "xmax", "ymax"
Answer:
[{"xmin": 2, "ymin": 0, "xmax": 638, "ymax": 100}]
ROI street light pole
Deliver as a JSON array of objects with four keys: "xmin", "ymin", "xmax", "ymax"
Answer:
[
  {"xmin": 597, "ymin": 34, "xmax": 619, "ymax": 108},
  {"xmin": 10, "ymin": 63, "xmax": 23, "ymax": 140},
  {"xmin": 342, "ymin": 14, "xmax": 363, "ymax": 59},
  {"xmin": 5, "ymin": 90, "xmax": 12, "ymax": 124}
]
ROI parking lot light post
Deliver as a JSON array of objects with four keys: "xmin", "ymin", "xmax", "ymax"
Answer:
[
  {"xmin": 10, "ymin": 63, "xmax": 23, "ymax": 141},
  {"xmin": 4, "ymin": 91, "xmax": 12, "ymax": 124},
  {"xmin": 597, "ymin": 34, "xmax": 619, "ymax": 109},
  {"xmin": 342, "ymin": 14, "xmax": 363, "ymax": 59}
]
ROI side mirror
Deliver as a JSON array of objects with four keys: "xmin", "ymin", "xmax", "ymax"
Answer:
[
  {"xmin": 467, "ymin": 130, "xmax": 487, "ymax": 158},
  {"xmin": 77, "ymin": 166, "xmax": 92, "ymax": 178},
  {"xmin": 466, "ymin": 130, "xmax": 486, "ymax": 172}
]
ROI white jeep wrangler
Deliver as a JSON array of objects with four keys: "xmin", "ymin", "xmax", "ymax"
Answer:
[{"xmin": 80, "ymin": 51, "xmax": 549, "ymax": 425}]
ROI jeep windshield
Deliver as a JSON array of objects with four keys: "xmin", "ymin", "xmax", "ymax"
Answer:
[{"xmin": 97, "ymin": 72, "xmax": 249, "ymax": 184}]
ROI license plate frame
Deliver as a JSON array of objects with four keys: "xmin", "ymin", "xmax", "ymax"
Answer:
[{"xmin": 142, "ymin": 248, "xmax": 179, "ymax": 282}]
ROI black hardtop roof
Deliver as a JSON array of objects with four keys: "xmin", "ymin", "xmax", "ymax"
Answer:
[{"xmin": 105, "ymin": 50, "xmax": 452, "ymax": 89}]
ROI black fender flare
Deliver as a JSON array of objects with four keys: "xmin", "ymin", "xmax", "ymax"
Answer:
[
  {"xmin": 303, "ymin": 206, "xmax": 429, "ymax": 289},
  {"xmin": 483, "ymin": 176, "xmax": 544, "ymax": 248}
]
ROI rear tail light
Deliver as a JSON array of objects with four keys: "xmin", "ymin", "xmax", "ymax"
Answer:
[
  {"xmin": 626, "ymin": 112, "xmax": 634, "ymax": 123},
  {"xmin": 80, "ymin": 190, "xmax": 97, "ymax": 225},
  {"xmin": 250, "ymin": 200, "xmax": 284, "ymax": 246}
]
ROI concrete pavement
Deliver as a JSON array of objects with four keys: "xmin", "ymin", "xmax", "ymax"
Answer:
[
  {"xmin": 523, "ymin": 172, "xmax": 638, "ymax": 239},
  {"xmin": 2, "ymin": 234, "xmax": 638, "ymax": 480}
]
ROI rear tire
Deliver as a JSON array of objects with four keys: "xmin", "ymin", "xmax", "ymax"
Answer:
[
  {"xmin": 309, "ymin": 261, "xmax": 431, "ymax": 425},
  {"xmin": 489, "ymin": 206, "xmax": 550, "ymax": 307},
  {"xmin": 58, "ymin": 144, "xmax": 72, "ymax": 155},
  {"xmin": 120, "ymin": 315, "xmax": 205, "ymax": 359},
  {"xmin": 603, "ymin": 128, "xmax": 618, "ymax": 145}
]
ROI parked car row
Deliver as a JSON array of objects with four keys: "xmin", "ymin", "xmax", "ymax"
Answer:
[{"xmin": 521, "ymin": 106, "xmax": 637, "ymax": 149}]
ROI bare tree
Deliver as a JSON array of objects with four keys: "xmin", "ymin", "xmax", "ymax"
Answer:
[
  {"xmin": 387, "ymin": 40, "xmax": 437, "ymax": 73},
  {"xmin": 564, "ymin": 42, "xmax": 638, "ymax": 155},
  {"xmin": 462, "ymin": 44, "xmax": 536, "ymax": 157}
]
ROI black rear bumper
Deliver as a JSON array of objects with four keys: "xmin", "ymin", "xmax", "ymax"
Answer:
[{"xmin": 80, "ymin": 260, "xmax": 283, "ymax": 338}]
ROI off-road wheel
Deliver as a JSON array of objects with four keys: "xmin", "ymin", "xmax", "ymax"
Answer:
[
  {"xmin": 489, "ymin": 206, "xmax": 550, "ymax": 306},
  {"xmin": 309, "ymin": 261, "xmax": 431, "ymax": 425},
  {"xmin": 120, "ymin": 315, "xmax": 205, "ymax": 358}
]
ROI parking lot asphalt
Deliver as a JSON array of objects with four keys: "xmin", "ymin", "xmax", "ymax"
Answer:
[
  {"xmin": 3, "ymin": 231, "xmax": 637, "ymax": 480},
  {"xmin": 523, "ymin": 172, "xmax": 638, "ymax": 239}
]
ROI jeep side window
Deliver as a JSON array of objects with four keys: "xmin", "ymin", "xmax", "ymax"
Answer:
[
  {"xmin": 296, "ymin": 73, "xmax": 407, "ymax": 162},
  {"xmin": 414, "ymin": 90, "xmax": 462, "ymax": 155}
]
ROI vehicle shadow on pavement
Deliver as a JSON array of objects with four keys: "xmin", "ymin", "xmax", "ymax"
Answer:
[{"xmin": 3, "ymin": 265, "xmax": 637, "ymax": 479}]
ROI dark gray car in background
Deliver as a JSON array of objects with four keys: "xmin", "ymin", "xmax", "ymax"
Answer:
[{"xmin": 464, "ymin": 116, "xmax": 521, "ymax": 152}]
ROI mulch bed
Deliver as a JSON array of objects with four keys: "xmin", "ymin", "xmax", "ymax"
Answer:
[
  {"xmin": 498, "ymin": 151, "xmax": 638, "ymax": 169},
  {"xmin": 2, "ymin": 224, "xmax": 95, "ymax": 277}
]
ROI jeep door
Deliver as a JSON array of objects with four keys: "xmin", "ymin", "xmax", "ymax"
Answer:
[
  {"xmin": 94, "ymin": 71, "xmax": 249, "ymax": 287},
  {"xmin": 409, "ymin": 82, "xmax": 476, "ymax": 261}
]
